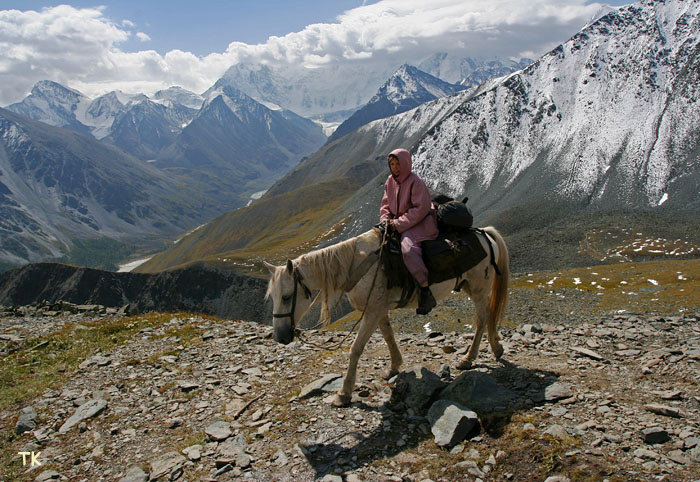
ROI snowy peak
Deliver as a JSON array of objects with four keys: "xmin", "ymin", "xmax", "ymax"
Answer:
[
  {"xmin": 30, "ymin": 80, "xmax": 85, "ymax": 103},
  {"xmin": 6, "ymin": 80, "xmax": 90, "ymax": 133},
  {"xmin": 417, "ymin": 54, "xmax": 533, "ymax": 87},
  {"xmin": 202, "ymin": 84, "xmax": 269, "ymax": 122},
  {"xmin": 410, "ymin": 0, "xmax": 700, "ymax": 214},
  {"xmin": 153, "ymin": 86, "xmax": 203, "ymax": 110},
  {"xmin": 380, "ymin": 64, "xmax": 466, "ymax": 105},
  {"xmin": 328, "ymin": 65, "xmax": 465, "ymax": 142},
  {"xmin": 5, "ymin": 81, "xmax": 202, "ymax": 157}
]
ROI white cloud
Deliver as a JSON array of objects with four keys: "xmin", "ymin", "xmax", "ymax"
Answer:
[{"xmin": 0, "ymin": 1, "xmax": 606, "ymax": 105}]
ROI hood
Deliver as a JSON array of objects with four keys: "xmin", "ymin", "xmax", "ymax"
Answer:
[{"xmin": 389, "ymin": 148, "xmax": 412, "ymax": 183}]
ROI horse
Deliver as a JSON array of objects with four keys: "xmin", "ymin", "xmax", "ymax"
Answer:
[{"xmin": 264, "ymin": 226, "xmax": 509, "ymax": 407}]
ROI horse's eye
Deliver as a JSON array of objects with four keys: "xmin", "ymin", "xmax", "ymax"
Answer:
[{"xmin": 282, "ymin": 294, "xmax": 292, "ymax": 303}]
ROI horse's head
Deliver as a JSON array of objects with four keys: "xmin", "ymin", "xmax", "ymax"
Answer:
[{"xmin": 264, "ymin": 259, "xmax": 314, "ymax": 345}]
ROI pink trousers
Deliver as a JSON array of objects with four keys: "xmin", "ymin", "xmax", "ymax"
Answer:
[{"xmin": 401, "ymin": 230, "xmax": 429, "ymax": 286}]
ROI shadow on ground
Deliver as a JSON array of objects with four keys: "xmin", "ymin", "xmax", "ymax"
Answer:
[{"xmin": 300, "ymin": 359, "xmax": 560, "ymax": 478}]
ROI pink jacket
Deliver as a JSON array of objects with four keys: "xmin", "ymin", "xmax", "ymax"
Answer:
[{"xmin": 380, "ymin": 148, "xmax": 438, "ymax": 242}]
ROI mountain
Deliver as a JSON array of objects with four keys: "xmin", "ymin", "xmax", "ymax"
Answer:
[
  {"xmin": 154, "ymin": 85, "xmax": 326, "ymax": 208},
  {"xmin": 137, "ymin": 0, "xmax": 700, "ymax": 274},
  {"xmin": 152, "ymin": 86, "xmax": 204, "ymax": 110},
  {"xmin": 104, "ymin": 99, "xmax": 197, "ymax": 161},
  {"xmin": 135, "ymin": 91, "xmax": 472, "ymax": 273},
  {"xmin": 6, "ymin": 81, "xmax": 91, "ymax": 134},
  {"xmin": 211, "ymin": 56, "xmax": 531, "ymax": 129},
  {"xmin": 417, "ymin": 54, "xmax": 534, "ymax": 88},
  {"xmin": 0, "ymin": 107, "xmax": 218, "ymax": 268},
  {"xmin": 328, "ymin": 64, "xmax": 467, "ymax": 142},
  {"xmin": 0, "ymin": 261, "xmax": 268, "ymax": 321},
  {"xmin": 5, "ymin": 84, "xmax": 202, "ymax": 158},
  {"xmin": 209, "ymin": 62, "xmax": 397, "ymax": 122},
  {"xmin": 409, "ymin": 0, "xmax": 700, "ymax": 216}
]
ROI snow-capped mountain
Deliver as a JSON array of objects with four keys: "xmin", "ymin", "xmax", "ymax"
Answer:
[
  {"xmin": 417, "ymin": 54, "xmax": 533, "ymax": 88},
  {"xmin": 6, "ymin": 81, "xmax": 91, "ymax": 134},
  {"xmin": 267, "ymin": 0, "xmax": 700, "ymax": 251},
  {"xmin": 411, "ymin": 0, "xmax": 700, "ymax": 215},
  {"xmin": 328, "ymin": 64, "xmax": 467, "ymax": 142},
  {"xmin": 209, "ymin": 62, "xmax": 398, "ymax": 121},
  {"xmin": 155, "ymin": 85, "xmax": 326, "ymax": 206},
  {"xmin": 5, "ymin": 84, "xmax": 202, "ymax": 154},
  {"xmin": 0, "ymin": 107, "xmax": 217, "ymax": 266},
  {"xmin": 212, "ymin": 56, "xmax": 531, "ymax": 128},
  {"xmin": 104, "ymin": 99, "xmax": 197, "ymax": 161},
  {"xmin": 152, "ymin": 86, "xmax": 204, "ymax": 110}
]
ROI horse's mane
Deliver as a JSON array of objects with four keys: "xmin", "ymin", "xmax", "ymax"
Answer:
[{"xmin": 297, "ymin": 229, "xmax": 379, "ymax": 325}]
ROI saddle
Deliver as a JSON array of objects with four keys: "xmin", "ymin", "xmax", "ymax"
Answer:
[{"xmin": 376, "ymin": 222, "xmax": 488, "ymax": 308}]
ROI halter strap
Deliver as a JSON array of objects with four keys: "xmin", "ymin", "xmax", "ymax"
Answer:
[{"xmin": 272, "ymin": 267, "xmax": 312, "ymax": 332}]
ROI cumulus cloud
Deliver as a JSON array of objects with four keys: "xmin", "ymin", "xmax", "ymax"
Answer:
[{"xmin": 0, "ymin": 1, "xmax": 607, "ymax": 105}]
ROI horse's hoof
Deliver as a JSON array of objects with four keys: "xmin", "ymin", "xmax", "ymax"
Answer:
[
  {"xmin": 456, "ymin": 358, "xmax": 473, "ymax": 370},
  {"xmin": 381, "ymin": 368, "xmax": 399, "ymax": 381},
  {"xmin": 332, "ymin": 393, "xmax": 351, "ymax": 407},
  {"xmin": 493, "ymin": 343, "xmax": 504, "ymax": 359}
]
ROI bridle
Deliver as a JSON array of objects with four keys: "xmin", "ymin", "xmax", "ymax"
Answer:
[{"xmin": 272, "ymin": 267, "xmax": 312, "ymax": 334}]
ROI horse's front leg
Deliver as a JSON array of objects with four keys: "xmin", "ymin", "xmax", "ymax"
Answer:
[
  {"xmin": 333, "ymin": 314, "xmax": 379, "ymax": 407},
  {"xmin": 457, "ymin": 291, "xmax": 489, "ymax": 370},
  {"xmin": 378, "ymin": 312, "xmax": 402, "ymax": 380}
]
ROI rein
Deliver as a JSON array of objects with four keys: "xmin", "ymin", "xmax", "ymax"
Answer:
[{"xmin": 295, "ymin": 225, "xmax": 389, "ymax": 351}]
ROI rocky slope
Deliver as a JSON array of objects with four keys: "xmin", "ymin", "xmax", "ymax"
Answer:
[
  {"xmin": 0, "ymin": 292, "xmax": 697, "ymax": 481},
  {"xmin": 411, "ymin": 0, "xmax": 700, "ymax": 217},
  {"xmin": 0, "ymin": 262, "xmax": 268, "ymax": 322},
  {"xmin": 0, "ymin": 108, "xmax": 217, "ymax": 267}
]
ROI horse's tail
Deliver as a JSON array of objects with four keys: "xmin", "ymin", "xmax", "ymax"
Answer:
[{"xmin": 483, "ymin": 226, "xmax": 509, "ymax": 331}]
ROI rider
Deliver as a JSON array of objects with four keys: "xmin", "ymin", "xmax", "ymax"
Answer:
[{"xmin": 380, "ymin": 148, "xmax": 438, "ymax": 315}]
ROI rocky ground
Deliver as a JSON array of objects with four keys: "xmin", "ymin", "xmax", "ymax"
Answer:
[{"xmin": 0, "ymin": 267, "xmax": 699, "ymax": 481}]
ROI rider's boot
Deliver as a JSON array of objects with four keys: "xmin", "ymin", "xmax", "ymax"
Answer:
[{"xmin": 416, "ymin": 286, "xmax": 436, "ymax": 315}]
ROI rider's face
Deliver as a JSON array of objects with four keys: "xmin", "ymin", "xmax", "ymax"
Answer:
[{"xmin": 388, "ymin": 155, "xmax": 400, "ymax": 177}]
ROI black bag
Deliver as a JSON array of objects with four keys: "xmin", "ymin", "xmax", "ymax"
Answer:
[
  {"xmin": 433, "ymin": 194, "xmax": 473, "ymax": 233},
  {"xmin": 423, "ymin": 230, "xmax": 486, "ymax": 285}
]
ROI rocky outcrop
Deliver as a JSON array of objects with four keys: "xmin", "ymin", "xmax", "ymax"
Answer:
[{"xmin": 0, "ymin": 262, "xmax": 269, "ymax": 321}]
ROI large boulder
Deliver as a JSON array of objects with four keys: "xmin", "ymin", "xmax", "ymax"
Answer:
[
  {"xmin": 59, "ymin": 399, "xmax": 107, "ymax": 434},
  {"xmin": 427, "ymin": 400, "xmax": 479, "ymax": 447},
  {"xmin": 15, "ymin": 406, "xmax": 37, "ymax": 434},
  {"xmin": 389, "ymin": 366, "xmax": 447, "ymax": 411},
  {"xmin": 437, "ymin": 371, "xmax": 518, "ymax": 415}
]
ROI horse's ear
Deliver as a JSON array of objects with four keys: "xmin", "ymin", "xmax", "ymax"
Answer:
[
  {"xmin": 263, "ymin": 261, "xmax": 276, "ymax": 274},
  {"xmin": 286, "ymin": 259, "xmax": 294, "ymax": 274}
]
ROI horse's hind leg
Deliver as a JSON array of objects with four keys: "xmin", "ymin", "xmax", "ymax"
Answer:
[
  {"xmin": 488, "ymin": 318, "xmax": 504, "ymax": 360},
  {"xmin": 457, "ymin": 291, "xmax": 489, "ymax": 370},
  {"xmin": 378, "ymin": 312, "xmax": 402, "ymax": 380},
  {"xmin": 333, "ymin": 313, "xmax": 379, "ymax": 407}
]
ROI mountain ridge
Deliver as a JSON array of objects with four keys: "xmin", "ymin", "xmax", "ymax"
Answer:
[{"xmin": 328, "ymin": 64, "xmax": 467, "ymax": 142}]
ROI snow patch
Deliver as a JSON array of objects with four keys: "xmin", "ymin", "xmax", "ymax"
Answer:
[{"xmin": 117, "ymin": 257, "xmax": 153, "ymax": 272}]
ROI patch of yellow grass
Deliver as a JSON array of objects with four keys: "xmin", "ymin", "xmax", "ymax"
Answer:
[{"xmin": 512, "ymin": 258, "xmax": 699, "ymax": 313}]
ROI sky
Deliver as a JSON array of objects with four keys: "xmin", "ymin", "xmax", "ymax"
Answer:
[{"xmin": 0, "ymin": 0, "xmax": 632, "ymax": 105}]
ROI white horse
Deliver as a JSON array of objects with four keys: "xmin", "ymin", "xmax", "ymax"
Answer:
[{"xmin": 264, "ymin": 226, "xmax": 509, "ymax": 407}]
